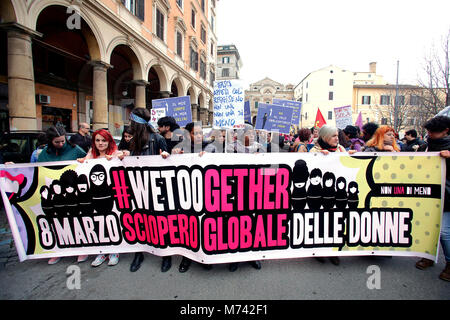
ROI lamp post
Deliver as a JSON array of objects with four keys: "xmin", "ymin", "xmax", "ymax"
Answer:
[{"xmin": 394, "ymin": 60, "xmax": 399, "ymax": 131}]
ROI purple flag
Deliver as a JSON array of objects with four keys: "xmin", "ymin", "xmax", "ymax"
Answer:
[{"xmin": 355, "ymin": 111, "xmax": 363, "ymax": 130}]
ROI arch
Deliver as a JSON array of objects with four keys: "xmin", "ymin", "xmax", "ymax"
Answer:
[
  {"xmin": 146, "ymin": 59, "xmax": 169, "ymax": 92},
  {"xmin": 29, "ymin": 1, "xmax": 104, "ymax": 61},
  {"xmin": 186, "ymin": 84, "xmax": 198, "ymax": 104},
  {"xmin": 198, "ymin": 92, "xmax": 205, "ymax": 109},
  {"xmin": 169, "ymin": 74, "xmax": 185, "ymax": 97},
  {"xmin": 107, "ymin": 37, "xmax": 144, "ymax": 80}
]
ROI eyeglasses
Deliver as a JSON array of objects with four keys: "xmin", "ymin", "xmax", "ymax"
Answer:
[{"xmin": 90, "ymin": 173, "xmax": 105, "ymax": 181}]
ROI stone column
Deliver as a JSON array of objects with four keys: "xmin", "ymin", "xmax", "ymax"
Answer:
[
  {"xmin": 158, "ymin": 91, "xmax": 171, "ymax": 99},
  {"xmin": 3, "ymin": 23, "xmax": 42, "ymax": 131},
  {"xmin": 132, "ymin": 80, "xmax": 148, "ymax": 109},
  {"xmin": 191, "ymin": 103, "xmax": 199, "ymax": 122},
  {"xmin": 90, "ymin": 61, "xmax": 110, "ymax": 130}
]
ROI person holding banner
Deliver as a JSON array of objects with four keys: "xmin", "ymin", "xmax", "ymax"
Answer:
[
  {"xmin": 126, "ymin": 108, "xmax": 170, "ymax": 273},
  {"xmin": 362, "ymin": 126, "xmax": 400, "ymax": 152},
  {"xmin": 157, "ymin": 116, "xmax": 182, "ymax": 154},
  {"xmin": 77, "ymin": 129, "xmax": 125, "ymax": 267},
  {"xmin": 292, "ymin": 128, "xmax": 311, "ymax": 153},
  {"xmin": 204, "ymin": 129, "xmax": 226, "ymax": 153},
  {"xmin": 170, "ymin": 122, "xmax": 213, "ymax": 272},
  {"xmin": 224, "ymin": 123, "xmax": 263, "ymax": 272},
  {"xmin": 309, "ymin": 125, "xmax": 356, "ymax": 265},
  {"xmin": 226, "ymin": 123, "xmax": 265, "ymax": 154},
  {"xmin": 415, "ymin": 116, "xmax": 450, "ymax": 281},
  {"xmin": 37, "ymin": 126, "xmax": 87, "ymax": 265},
  {"xmin": 117, "ymin": 126, "xmax": 133, "ymax": 152},
  {"xmin": 309, "ymin": 125, "xmax": 348, "ymax": 155}
]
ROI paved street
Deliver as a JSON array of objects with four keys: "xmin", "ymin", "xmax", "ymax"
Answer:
[{"xmin": 0, "ymin": 207, "xmax": 448, "ymax": 300}]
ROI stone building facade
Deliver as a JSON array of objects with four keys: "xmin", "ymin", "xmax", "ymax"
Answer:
[{"xmin": 0, "ymin": 0, "xmax": 218, "ymax": 134}]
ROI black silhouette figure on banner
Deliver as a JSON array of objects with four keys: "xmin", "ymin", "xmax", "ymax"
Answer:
[
  {"xmin": 60, "ymin": 170, "xmax": 78, "ymax": 216},
  {"xmin": 335, "ymin": 177, "xmax": 348, "ymax": 210},
  {"xmin": 292, "ymin": 160, "xmax": 309, "ymax": 211},
  {"xmin": 40, "ymin": 185, "xmax": 54, "ymax": 217},
  {"xmin": 76, "ymin": 174, "xmax": 93, "ymax": 216},
  {"xmin": 262, "ymin": 113, "xmax": 268, "ymax": 129},
  {"xmin": 322, "ymin": 172, "xmax": 336, "ymax": 210},
  {"xmin": 307, "ymin": 168, "xmax": 322, "ymax": 210},
  {"xmin": 347, "ymin": 181, "xmax": 359, "ymax": 209},
  {"xmin": 89, "ymin": 164, "xmax": 114, "ymax": 215},
  {"xmin": 50, "ymin": 180, "xmax": 65, "ymax": 217}
]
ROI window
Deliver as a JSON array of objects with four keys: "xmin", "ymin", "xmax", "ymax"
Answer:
[
  {"xmin": 210, "ymin": 70, "xmax": 215, "ymax": 87},
  {"xmin": 381, "ymin": 118, "xmax": 388, "ymax": 125},
  {"xmin": 176, "ymin": 0, "xmax": 183, "ymax": 8},
  {"xmin": 191, "ymin": 9, "xmax": 196, "ymax": 29},
  {"xmin": 304, "ymin": 112, "xmax": 308, "ymax": 120},
  {"xmin": 329, "ymin": 92, "xmax": 333, "ymax": 100},
  {"xmin": 190, "ymin": 46, "xmax": 198, "ymax": 71},
  {"xmin": 200, "ymin": 25, "xmax": 206, "ymax": 43},
  {"xmin": 210, "ymin": 42, "xmax": 214, "ymax": 56},
  {"xmin": 362, "ymin": 96, "xmax": 371, "ymax": 105},
  {"xmin": 200, "ymin": 58, "xmax": 206, "ymax": 79},
  {"xmin": 222, "ymin": 68, "xmax": 229, "ymax": 77},
  {"xmin": 380, "ymin": 95, "xmax": 390, "ymax": 105},
  {"xmin": 156, "ymin": 8, "xmax": 165, "ymax": 41},
  {"xmin": 211, "ymin": 15, "xmax": 215, "ymax": 32},
  {"xmin": 255, "ymin": 101, "xmax": 259, "ymax": 109},
  {"xmin": 201, "ymin": 0, "xmax": 205, "ymax": 12},
  {"xmin": 395, "ymin": 95, "xmax": 405, "ymax": 105},
  {"xmin": 222, "ymin": 57, "xmax": 230, "ymax": 64},
  {"xmin": 329, "ymin": 79, "xmax": 334, "ymax": 86},
  {"xmin": 410, "ymin": 95, "xmax": 420, "ymax": 106},
  {"xmin": 176, "ymin": 31, "xmax": 183, "ymax": 57},
  {"xmin": 328, "ymin": 111, "xmax": 333, "ymax": 120},
  {"xmin": 123, "ymin": 0, "xmax": 145, "ymax": 20},
  {"xmin": 305, "ymin": 93, "xmax": 308, "ymax": 102}
]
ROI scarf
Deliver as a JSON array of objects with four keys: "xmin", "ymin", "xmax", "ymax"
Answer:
[
  {"xmin": 317, "ymin": 138, "xmax": 338, "ymax": 152},
  {"xmin": 426, "ymin": 135, "xmax": 450, "ymax": 151}
]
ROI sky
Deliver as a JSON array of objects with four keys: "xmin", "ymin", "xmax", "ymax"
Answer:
[{"xmin": 216, "ymin": 0, "xmax": 450, "ymax": 89}]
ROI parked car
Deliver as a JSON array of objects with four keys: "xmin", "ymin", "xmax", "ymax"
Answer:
[{"xmin": 0, "ymin": 130, "xmax": 44, "ymax": 164}]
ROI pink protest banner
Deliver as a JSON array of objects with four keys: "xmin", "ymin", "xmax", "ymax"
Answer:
[{"xmin": 0, "ymin": 153, "xmax": 444, "ymax": 263}]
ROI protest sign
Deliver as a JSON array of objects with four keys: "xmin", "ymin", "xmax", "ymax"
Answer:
[
  {"xmin": 244, "ymin": 101, "xmax": 252, "ymax": 124},
  {"xmin": 272, "ymin": 99, "xmax": 302, "ymax": 126},
  {"xmin": 334, "ymin": 105, "xmax": 353, "ymax": 129},
  {"xmin": 0, "ymin": 153, "xmax": 444, "ymax": 263},
  {"xmin": 213, "ymin": 80, "xmax": 245, "ymax": 129},
  {"xmin": 149, "ymin": 108, "xmax": 166, "ymax": 128},
  {"xmin": 152, "ymin": 96, "xmax": 192, "ymax": 127},
  {"xmin": 254, "ymin": 103, "xmax": 294, "ymax": 134}
]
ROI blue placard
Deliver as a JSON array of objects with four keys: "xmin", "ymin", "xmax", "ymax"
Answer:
[
  {"xmin": 151, "ymin": 96, "xmax": 192, "ymax": 127},
  {"xmin": 254, "ymin": 103, "xmax": 294, "ymax": 134},
  {"xmin": 272, "ymin": 98, "xmax": 302, "ymax": 126},
  {"xmin": 244, "ymin": 101, "xmax": 251, "ymax": 123}
]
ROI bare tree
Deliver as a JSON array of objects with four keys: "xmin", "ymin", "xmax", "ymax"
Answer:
[{"xmin": 416, "ymin": 29, "xmax": 450, "ymax": 125}]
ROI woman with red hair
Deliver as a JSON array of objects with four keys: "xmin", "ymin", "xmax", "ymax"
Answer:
[
  {"xmin": 363, "ymin": 126, "xmax": 400, "ymax": 152},
  {"xmin": 78, "ymin": 129, "xmax": 124, "ymax": 267}
]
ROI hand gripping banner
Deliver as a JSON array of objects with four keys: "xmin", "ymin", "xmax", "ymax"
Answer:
[{"xmin": 0, "ymin": 153, "xmax": 445, "ymax": 263}]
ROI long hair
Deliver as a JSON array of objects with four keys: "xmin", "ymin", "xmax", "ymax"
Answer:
[
  {"xmin": 91, "ymin": 129, "xmax": 118, "ymax": 158},
  {"xmin": 366, "ymin": 125, "xmax": 400, "ymax": 151},
  {"xmin": 45, "ymin": 126, "xmax": 74, "ymax": 153},
  {"xmin": 129, "ymin": 108, "xmax": 155, "ymax": 154}
]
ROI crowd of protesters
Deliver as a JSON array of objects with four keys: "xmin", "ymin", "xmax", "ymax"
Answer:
[{"xmin": 3, "ymin": 107, "xmax": 449, "ymax": 282}]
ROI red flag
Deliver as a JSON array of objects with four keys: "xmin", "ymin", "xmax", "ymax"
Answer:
[{"xmin": 314, "ymin": 108, "xmax": 327, "ymax": 128}]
